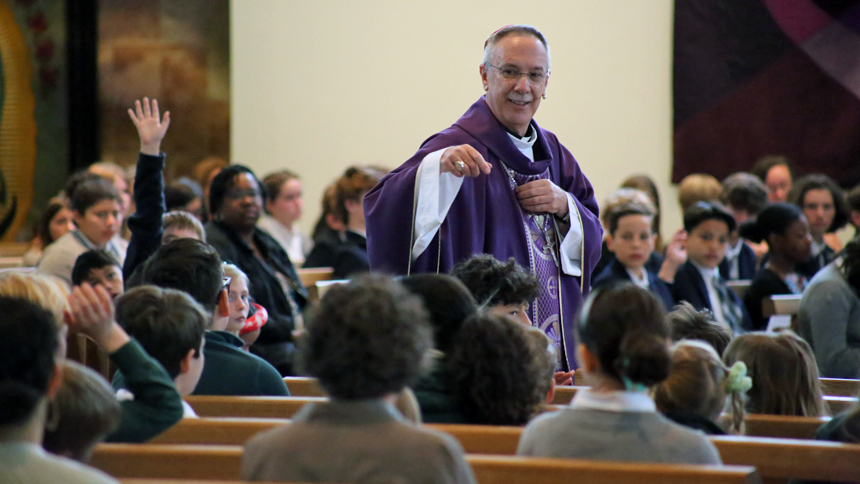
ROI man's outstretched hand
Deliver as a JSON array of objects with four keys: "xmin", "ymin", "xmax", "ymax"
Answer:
[{"xmin": 128, "ymin": 97, "xmax": 170, "ymax": 156}]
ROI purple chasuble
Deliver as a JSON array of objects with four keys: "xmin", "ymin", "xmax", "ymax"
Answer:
[{"xmin": 364, "ymin": 96, "xmax": 603, "ymax": 370}]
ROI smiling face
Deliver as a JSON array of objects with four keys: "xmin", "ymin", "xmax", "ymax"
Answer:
[
  {"xmin": 74, "ymin": 198, "xmax": 121, "ymax": 248},
  {"xmin": 802, "ymin": 188, "xmax": 835, "ymax": 241},
  {"xmin": 606, "ymin": 214, "xmax": 655, "ymax": 276},
  {"xmin": 218, "ymin": 173, "xmax": 263, "ymax": 231},
  {"xmin": 481, "ymin": 34, "xmax": 549, "ymax": 137},
  {"xmin": 267, "ymin": 178, "xmax": 303, "ymax": 227},
  {"xmin": 686, "ymin": 219, "xmax": 730, "ymax": 269}
]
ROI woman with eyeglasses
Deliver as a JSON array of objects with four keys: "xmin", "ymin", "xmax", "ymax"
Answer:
[{"xmin": 205, "ymin": 165, "xmax": 307, "ymax": 377}]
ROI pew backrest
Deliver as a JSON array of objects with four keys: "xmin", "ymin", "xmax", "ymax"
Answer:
[
  {"xmin": 184, "ymin": 396, "xmax": 325, "ymax": 419},
  {"xmin": 742, "ymin": 414, "xmax": 830, "ymax": 440},
  {"xmin": 283, "ymin": 377, "xmax": 325, "ymax": 397}
]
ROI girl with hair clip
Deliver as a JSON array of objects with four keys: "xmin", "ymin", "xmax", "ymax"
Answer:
[
  {"xmin": 740, "ymin": 203, "xmax": 812, "ymax": 331},
  {"xmin": 723, "ymin": 331, "xmax": 827, "ymax": 417},
  {"xmin": 653, "ymin": 340, "xmax": 751, "ymax": 435},
  {"xmin": 517, "ymin": 283, "xmax": 722, "ymax": 464}
]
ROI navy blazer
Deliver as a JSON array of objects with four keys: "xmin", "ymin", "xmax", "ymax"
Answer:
[
  {"xmin": 719, "ymin": 242, "xmax": 758, "ymax": 281},
  {"xmin": 671, "ymin": 261, "xmax": 750, "ymax": 330},
  {"xmin": 593, "ymin": 258, "xmax": 676, "ymax": 312}
]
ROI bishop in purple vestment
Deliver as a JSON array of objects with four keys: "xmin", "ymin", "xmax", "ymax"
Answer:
[{"xmin": 364, "ymin": 26, "xmax": 602, "ymax": 370}]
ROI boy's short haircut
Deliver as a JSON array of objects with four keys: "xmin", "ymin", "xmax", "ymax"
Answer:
[
  {"xmin": 130, "ymin": 238, "xmax": 223, "ymax": 314},
  {"xmin": 666, "ymin": 301, "xmax": 732, "ymax": 356},
  {"xmin": 163, "ymin": 210, "xmax": 206, "ymax": 240},
  {"xmin": 451, "ymin": 254, "xmax": 540, "ymax": 308},
  {"xmin": 678, "ymin": 174, "xmax": 722, "ymax": 213},
  {"xmin": 720, "ymin": 172, "xmax": 769, "ymax": 216},
  {"xmin": 683, "ymin": 201, "xmax": 737, "ymax": 234},
  {"xmin": 751, "ymin": 155, "xmax": 794, "ymax": 182},
  {"xmin": 787, "ymin": 174, "xmax": 850, "ymax": 233},
  {"xmin": 42, "ymin": 360, "xmax": 121, "ymax": 462},
  {"xmin": 601, "ymin": 188, "xmax": 655, "ymax": 233},
  {"xmin": 304, "ymin": 274, "xmax": 432, "ymax": 400},
  {"xmin": 604, "ymin": 199, "xmax": 656, "ymax": 235},
  {"xmin": 71, "ymin": 250, "xmax": 121, "ymax": 287},
  {"xmin": 115, "ymin": 285, "xmax": 208, "ymax": 379}
]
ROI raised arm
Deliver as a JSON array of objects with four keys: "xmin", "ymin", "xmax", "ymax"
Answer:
[{"xmin": 123, "ymin": 97, "xmax": 171, "ymax": 280}]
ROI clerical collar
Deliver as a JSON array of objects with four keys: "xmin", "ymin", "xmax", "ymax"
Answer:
[{"xmin": 507, "ymin": 125, "xmax": 537, "ymax": 162}]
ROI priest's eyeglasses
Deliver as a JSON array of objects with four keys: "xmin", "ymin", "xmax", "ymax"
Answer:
[{"xmin": 484, "ymin": 63, "xmax": 549, "ymax": 84}]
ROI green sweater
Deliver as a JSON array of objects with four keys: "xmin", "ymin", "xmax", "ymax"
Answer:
[{"xmin": 107, "ymin": 339, "xmax": 184, "ymax": 442}]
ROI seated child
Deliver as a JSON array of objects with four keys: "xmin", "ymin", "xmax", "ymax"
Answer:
[
  {"xmin": 719, "ymin": 173, "xmax": 769, "ymax": 279},
  {"xmin": 517, "ymin": 284, "xmax": 721, "ymax": 464},
  {"xmin": 740, "ymin": 203, "xmax": 812, "ymax": 331},
  {"xmin": 666, "ymin": 302, "xmax": 732, "ymax": 356},
  {"xmin": 115, "ymin": 285, "xmax": 208, "ymax": 417},
  {"xmin": 671, "ymin": 201, "xmax": 751, "ymax": 333},
  {"xmin": 593, "ymin": 197, "xmax": 675, "ymax": 312},
  {"xmin": 162, "ymin": 210, "xmax": 206, "ymax": 245},
  {"xmin": 723, "ymin": 331, "xmax": 826, "ymax": 417},
  {"xmin": 653, "ymin": 340, "xmax": 749, "ymax": 435},
  {"xmin": 451, "ymin": 254, "xmax": 574, "ymax": 385},
  {"xmin": 72, "ymin": 249, "xmax": 124, "ymax": 300},
  {"xmin": 678, "ymin": 173, "xmax": 721, "ymax": 213},
  {"xmin": 222, "ymin": 263, "xmax": 251, "ymax": 337},
  {"xmin": 241, "ymin": 274, "xmax": 476, "ymax": 483},
  {"xmin": 43, "ymin": 361, "xmax": 121, "ymax": 462},
  {"xmin": 448, "ymin": 313, "xmax": 556, "ymax": 425}
]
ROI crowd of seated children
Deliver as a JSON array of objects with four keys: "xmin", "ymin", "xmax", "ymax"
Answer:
[
  {"xmin": 64, "ymin": 281, "xmax": 185, "ymax": 441},
  {"xmin": 517, "ymin": 284, "xmax": 722, "ymax": 464},
  {"xmin": 593, "ymin": 195, "xmax": 676, "ymax": 312},
  {"xmin": 164, "ymin": 178, "xmax": 205, "ymax": 221},
  {"xmin": 448, "ymin": 313, "xmax": 556, "ymax": 426},
  {"xmin": 222, "ymin": 263, "xmax": 252, "ymax": 339},
  {"xmin": 653, "ymin": 340, "xmax": 749, "ymax": 435},
  {"xmin": 788, "ymin": 174, "xmax": 848, "ymax": 279},
  {"xmin": 304, "ymin": 166, "xmax": 386, "ymax": 278},
  {"xmin": 258, "ymin": 169, "xmax": 312, "ymax": 266},
  {"xmin": 677, "ymin": 173, "xmax": 721, "ymax": 213},
  {"xmin": 37, "ymin": 173, "xmax": 126, "ymax": 285},
  {"xmin": 129, "ymin": 238, "xmax": 289, "ymax": 396},
  {"xmin": 451, "ymin": 254, "xmax": 574, "ymax": 385},
  {"xmin": 22, "ymin": 198, "xmax": 76, "ymax": 267},
  {"xmin": 723, "ymin": 331, "xmax": 826, "ymax": 417},
  {"xmin": 115, "ymin": 286, "xmax": 208, "ymax": 418},
  {"xmin": 241, "ymin": 274, "xmax": 477, "ymax": 484},
  {"xmin": 797, "ymin": 236, "xmax": 860, "ymax": 378},
  {"xmin": 42, "ymin": 361, "xmax": 120, "ymax": 462},
  {"xmin": 162, "ymin": 210, "xmax": 206, "ymax": 244},
  {"xmin": 72, "ymin": 249, "xmax": 125, "ymax": 300},
  {"xmin": 666, "ymin": 302, "xmax": 732, "ymax": 356},
  {"xmin": 620, "ymin": 174, "xmax": 663, "ymax": 252},
  {"xmin": 403, "ymin": 274, "xmax": 478, "ymax": 423},
  {"xmin": 719, "ymin": 173, "xmax": 769, "ymax": 279},
  {"xmin": 593, "ymin": 188, "xmax": 665, "ymax": 278},
  {"xmin": 752, "ymin": 155, "xmax": 794, "ymax": 203},
  {"xmin": 0, "ymin": 297, "xmax": 118, "ymax": 484},
  {"xmin": 205, "ymin": 165, "xmax": 306, "ymax": 377},
  {"xmin": 740, "ymin": 203, "xmax": 812, "ymax": 331},
  {"xmin": 671, "ymin": 201, "xmax": 750, "ymax": 333}
]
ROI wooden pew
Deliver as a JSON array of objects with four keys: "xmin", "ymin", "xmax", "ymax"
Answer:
[
  {"xmin": 184, "ymin": 396, "xmax": 326, "ymax": 419},
  {"xmin": 282, "ymin": 377, "xmax": 326, "ymax": 397},
  {"xmin": 93, "ymin": 444, "xmax": 760, "ymax": 484},
  {"xmin": 742, "ymin": 414, "xmax": 830, "ymax": 440},
  {"xmin": 824, "ymin": 395, "xmax": 856, "ymax": 414},
  {"xmin": 549, "ymin": 385, "xmax": 583, "ymax": 405},
  {"xmin": 821, "ymin": 378, "xmax": 860, "ymax": 398},
  {"xmin": 295, "ymin": 267, "xmax": 334, "ymax": 303},
  {"xmin": 727, "ymin": 280, "xmax": 751, "ymax": 300}
]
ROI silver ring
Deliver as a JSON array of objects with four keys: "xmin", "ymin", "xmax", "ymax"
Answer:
[{"xmin": 454, "ymin": 161, "xmax": 466, "ymax": 172}]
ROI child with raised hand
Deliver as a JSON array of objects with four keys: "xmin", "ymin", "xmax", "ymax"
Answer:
[
  {"xmin": 653, "ymin": 340, "xmax": 750, "ymax": 435},
  {"xmin": 517, "ymin": 284, "xmax": 721, "ymax": 465},
  {"xmin": 64, "ymin": 282, "xmax": 184, "ymax": 441},
  {"xmin": 739, "ymin": 203, "xmax": 812, "ymax": 331},
  {"xmin": 672, "ymin": 201, "xmax": 750, "ymax": 334},
  {"xmin": 723, "ymin": 331, "xmax": 827, "ymax": 417}
]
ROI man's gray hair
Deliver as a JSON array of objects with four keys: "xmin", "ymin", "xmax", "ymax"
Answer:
[{"xmin": 482, "ymin": 25, "xmax": 551, "ymax": 69}]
